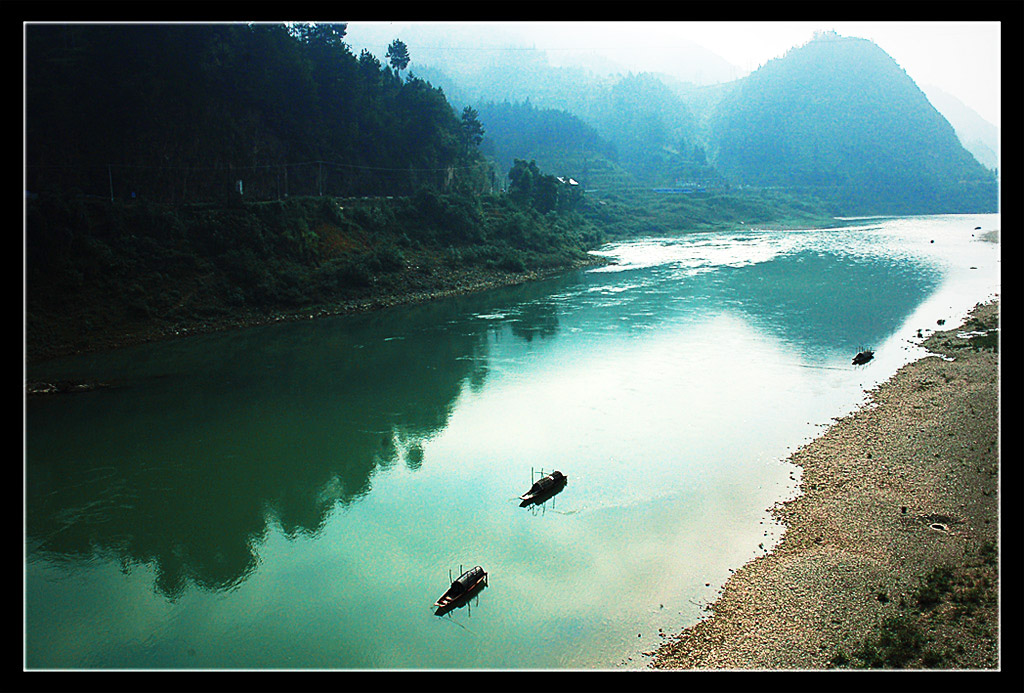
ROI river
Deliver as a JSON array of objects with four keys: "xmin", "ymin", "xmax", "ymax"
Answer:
[{"xmin": 24, "ymin": 214, "xmax": 999, "ymax": 669}]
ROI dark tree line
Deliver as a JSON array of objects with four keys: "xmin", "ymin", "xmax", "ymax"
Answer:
[
  {"xmin": 475, "ymin": 100, "xmax": 618, "ymax": 180},
  {"xmin": 508, "ymin": 159, "xmax": 582, "ymax": 213},
  {"xmin": 26, "ymin": 23, "xmax": 491, "ymax": 202}
]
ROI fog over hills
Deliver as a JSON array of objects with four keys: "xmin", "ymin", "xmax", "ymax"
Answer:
[
  {"xmin": 921, "ymin": 83, "xmax": 999, "ymax": 171},
  {"xmin": 342, "ymin": 22, "xmax": 996, "ymax": 215},
  {"xmin": 343, "ymin": 21, "xmax": 742, "ymax": 89}
]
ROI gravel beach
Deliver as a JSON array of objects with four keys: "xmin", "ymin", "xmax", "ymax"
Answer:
[{"xmin": 652, "ymin": 300, "xmax": 1000, "ymax": 671}]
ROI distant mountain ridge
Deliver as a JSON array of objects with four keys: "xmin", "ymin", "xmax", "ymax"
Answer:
[
  {"xmin": 366, "ymin": 26, "xmax": 996, "ymax": 215},
  {"xmin": 922, "ymin": 83, "xmax": 999, "ymax": 171},
  {"xmin": 710, "ymin": 32, "xmax": 997, "ymax": 214}
]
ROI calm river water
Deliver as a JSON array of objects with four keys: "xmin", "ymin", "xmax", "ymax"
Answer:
[{"xmin": 25, "ymin": 214, "xmax": 999, "ymax": 669}]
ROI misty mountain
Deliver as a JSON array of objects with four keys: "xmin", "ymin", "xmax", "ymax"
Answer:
[
  {"xmin": 474, "ymin": 101, "xmax": 631, "ymax": 190},
  {"xmin": 583, "ymin": 73, "xmax": 704, "ymax": 184},
  {"xmin": 344, "ymin": 22, "xmax": 617, "ymax": 113},
  {"xmin": 412, "ymin": 63, "xmax": 717, "ymax": 189},
  {"xmin": 345, "ymin": 22, "xmax": 725, "ymax": 186},
  {"xmin": 710, "ymin": 32, "xmax": 997, "ymax": 214},
  {"xmin": 355, "ymin": 24, "xmax": 998, "ymax": 215},
  {"xmin": 922, "ymin": 84, "xmax": 999, "ymax": 171}
]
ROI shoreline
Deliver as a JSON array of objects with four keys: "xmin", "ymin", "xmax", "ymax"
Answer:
[
  {"xmin": 26, "ymin": 255, "xmax": 606, "ymax": 367},
  {"xmin": 651, "ymin": 300, "xmax": 1000, "ymax": 670}
]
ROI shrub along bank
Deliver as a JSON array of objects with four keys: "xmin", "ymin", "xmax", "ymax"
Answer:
[
  {"xmin": 26, "ymin": 185, "xmax": 845, "ymax": 363},
  {"xmin": 25, "ymin": 190, "xmax": 603, "ymax": 361}
]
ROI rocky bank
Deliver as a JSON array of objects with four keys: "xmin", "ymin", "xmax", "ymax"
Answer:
[{"xmin": 652, "ymin": 300, "xmax": 1001, "ymax": 671}]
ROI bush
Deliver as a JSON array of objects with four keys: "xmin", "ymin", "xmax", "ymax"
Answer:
[
  {"xmin": 371, "ymin": 244, "xmax": 406, "ymax": 272},
  {"xmin": 851, "ymin": 615, "xmax": 924, "ymax": 668},
  {"xmin": 494, "ymin": 247, "xmax": 526, "ymax": 273},
  {"xmin": 979, "ymin": 540, "xmax": 997, "ymax": 566},
  {"xmin": 316, "ymin": 256, "xmax": 373, "ymax": 290},
  {"xmin": 915, "ymin": 567, "xmax": 954, "ymax": 608},
  {"xmin": 217, "ymin": 247, "xmax": 268, "ymax": 290}
]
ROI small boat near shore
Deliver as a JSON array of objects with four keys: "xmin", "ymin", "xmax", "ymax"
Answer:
[
  {"xmin": 434, "ymin": 565, "xmax": 488, "ymax": 614},
  {"xmin": 519, "ymin": 470, "xmax": 568, "ymax": 507},
  {"xmin": 852, "ymin": 349, "xmax": 874, "ymax": 365}
]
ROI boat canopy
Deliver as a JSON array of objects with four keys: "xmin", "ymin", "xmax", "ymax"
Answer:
[{"xmin": 452, "ymin": 566, "xmax": 485, "ymax": 591}]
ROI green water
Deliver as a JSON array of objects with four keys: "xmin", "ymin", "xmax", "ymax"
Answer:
[{"xmin": 24, "ymin": 215, "xmax": 999, "ymax": 669}]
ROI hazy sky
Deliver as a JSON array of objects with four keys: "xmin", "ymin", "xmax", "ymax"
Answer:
[{"xmin": 346, "ymin": 21, "xmax": 1001, "ymax": 128}]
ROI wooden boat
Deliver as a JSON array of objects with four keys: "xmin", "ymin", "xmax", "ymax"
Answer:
[
  {"xmin": 434, "ymin": 565, "xmax": 487, "ymax": 613},
  {"xmin": 519, "ymin": 470, "xmax": 568, "ymax": 507},
  {"xmin": 852, "ymin": 349, "xmax": 875, "ymax": 365}
]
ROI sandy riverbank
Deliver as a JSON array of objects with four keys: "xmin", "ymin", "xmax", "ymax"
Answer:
[{"xmin": 652, "ymin": 299, "xmax": 1000, "ymax": 670}]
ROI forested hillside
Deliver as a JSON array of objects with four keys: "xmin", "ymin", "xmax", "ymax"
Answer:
[
  {"xmin": 25, "ymin": 189, "xmax": 604, "ymax": 361},
  {"xmin": 710, "ymin": 32, "xmax": 998, "ymax": 214},
  {"xmin": 25, "ymin": 23, "xmax": 606, "ymax": 361},
  {"xmin": 26, "ymin": 23, "xmax": 491, "ymax": 200},
  {"xmin": 475, "ymin": 101, "xmax": 631, "ymax": 190}
]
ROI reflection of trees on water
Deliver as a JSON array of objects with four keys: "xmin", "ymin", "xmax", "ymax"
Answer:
[
  {"xmin": 715, "ymin": 250, "xmax": 939, "ymax": 353},
  {"xmin": 572, "ymin": 248, "xmax": 938, "ymax": 356},
  {"xmin": 20, "ymin": 296, "xmax": 508, "ymax": 599},
  {"xmin": 26, "ymin": 277, "xmax": 576, "ymax": 599},
  {"xmin": 509, "ymin": 299, "xmax": 560, "ymax": 342},
  {"xmin": 26, "ymin": 252, "xmax": 935, "ymax": 599}
]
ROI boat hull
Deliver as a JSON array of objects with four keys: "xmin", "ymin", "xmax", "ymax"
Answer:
[
  {"xmin": 434, "ymin": 567, "xmax": 488, "ymax": 615},
  {"xmin": 519, "ymin": 474, "xmax": 567, "ymax": 507}
]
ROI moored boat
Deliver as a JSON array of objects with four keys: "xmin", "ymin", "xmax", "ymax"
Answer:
[
  {"xmin": 852, "ymin": 349, "xmax": 875, "ymax": 365},
  {"xmin": 434, "ymin": 565, "xmax": 488, "ymax": 614},
  {"xmin": 519, "ymin": 470, "xmax": 568, "ymax": 507}
]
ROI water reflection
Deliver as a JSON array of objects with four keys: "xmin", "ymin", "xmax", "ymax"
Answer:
[
  {"xmin": 27, "ymin": 292, "xmax": 537, "ymax": 599},
  {"xmin": 509, "ymin": 299, "xmax": 560, "ymax": 342},
  {"xmin": 582, "ymin": 235, "xmax": 939, "ymax": 359},
  {"xmin": 24, "ymin": 228, "xmax": 945, "ymax": 605},
  {"xmin": 716, "ymin": 249, "xmax": 939, "ymax": 354}
]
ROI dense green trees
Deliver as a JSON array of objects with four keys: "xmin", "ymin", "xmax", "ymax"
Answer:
[
  {"xmin": 26, "ymin": 23, "xmax": 486, "ymax": 201},
  {"xmin": 508, "ymin": 160, "xmax": 582, "ymax": 214},
  {"xmin": 460, "ymin": 106, "xmax": 485, "ymax": 149},
  {"xmin": 386, "ymin": 39, "xmax": 411, "ymax": 72},
  {"xmin": 474, "ymin": 100, "xmax": 629, "ymax": 191}
]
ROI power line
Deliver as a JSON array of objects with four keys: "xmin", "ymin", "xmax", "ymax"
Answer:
[{"xmin": 27, "ymin": 158, "xmax": 493, "ymax": 173}]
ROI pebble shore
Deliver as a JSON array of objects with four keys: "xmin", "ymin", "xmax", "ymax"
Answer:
[{"xmin": 652, "ymin": 300, "xmax": 1000, "ymax": 670}]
